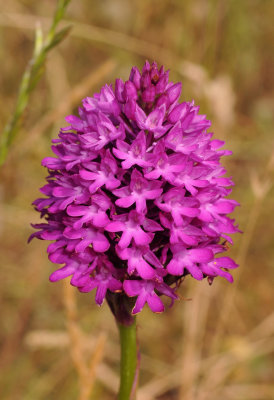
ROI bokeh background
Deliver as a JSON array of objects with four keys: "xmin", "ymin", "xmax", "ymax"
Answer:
[{"xmin": 1, "ymin": 1, "xmax": 274, "ymax": 399}]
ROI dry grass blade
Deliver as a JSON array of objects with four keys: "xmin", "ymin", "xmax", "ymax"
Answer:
[
  {"xmin": 0, "ymin": 298, "xmax": 33, "ymax": 370},
  {"xmin": 24, "ymin": 329, "xmax": 119, "ymax": 394},
  {"xmin": 248, "ymin": 311, "xmax": 274, "ymax": 340},
  {"xmin": 85, "ymin": 334, "xmax": 106, "ymax": 400},
  {"xmin": 20, "ymin": 355, "xmax": 71, "ymax": 400},
  {"xmin": 179, "ymin": 281, "xmax": 212, "ymax": 400},
  {"xmin": 222, "ymin": 383, "xmax": 274, "ymax": 399},
  {"xmin": 209, "ymin": 146, "xmax": 274, "ymax": 353},
  {"xmin": 96, "ymin": 363, "xmax": 119, "ymax": 394},
  {"xmin": 138, "ymin": 334, "xmax": 274, "ymax": 400},
  {"xmin": 0, "ymin": 12, "xmax": 203, "ymax": 81},
  {"xmin": 196, "ymin": 336, "xmax": 274, "ymax": 400},
  {"xmin": 63, "ymin": 279, "xmax": 106, "ymax": 400},
  {"xmin": 24, "ymin": 330, "xmax": 70, "ymax": 349}
]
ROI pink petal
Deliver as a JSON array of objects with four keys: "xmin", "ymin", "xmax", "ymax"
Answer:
[
  {"xmin": 52, "ymin": 187, "xmax": 74, "ymax": 198},
  {"xmin": 95, "ymin": 284, "xmax": 107, "ymax": 306},
  {"xmin": 67, "ymin": 205, "xmax": 87, "ymax": 216},
  {"xmin": 105, "ymin": 221, "xmax": 125, "ymax": 232},
  {"xmin": 147, "ymin": 294, "xmax": 165, "ymax": 313},
  {"xmin": 132, "ymin": 292, "xmax": 147, "ymax": 314},
  {"xmin": 189, "ymin": 248, "xmax": 214, "ymax": 263},
  {"xmin": 49, "ymin": 266, "xmax": 75, "ymax": 282},
  {"xmin": 124, "ymin": 280, "xmax": 142, "ymax": 296},
  {"xmin": 135, "ymin": 260, "xmax": 156, "ymax": 279},
  {"xmin": 93, "ymin": 235, "xmax": 110, "ymax": 252},
  {"xmin": 133, "ymin": 229, "xmax": 153, "ymax": 246},
  {"xmin": 119, "ymin": 231, "xmax": 133, "ymax": 249},
  {"xmin": 116, "ymin": 196, "xmax": 135, "ymax": 208},
  {"xmin": 186, "ymin": 264, "xmax": 203, "ymax": 280},
  {"xmin": 92, "ymin": 213, "xmax": 110, "ymax": 228},
  {"xmin": 80, "ymin": 170, "xmax": 97, "ymax": 180},
  {"xmin": 167, "ymin": 259, "xmax": 183, "ymax": 276}
]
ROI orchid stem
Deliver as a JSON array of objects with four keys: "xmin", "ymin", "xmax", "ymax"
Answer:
[{"xmin": 118, "ymin": 317, "xmax": 138, "ymax": 400}]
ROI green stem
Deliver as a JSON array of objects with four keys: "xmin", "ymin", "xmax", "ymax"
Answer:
[
  {"xmin": 118, "ymin": 318, "xmax": 138, "ymax": 400},
  {"xmin": 0, "ymin": 0, "xmax": 71, "ymax": 166}
]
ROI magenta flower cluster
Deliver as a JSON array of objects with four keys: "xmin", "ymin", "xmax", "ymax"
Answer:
[{"xmin": 30, "ymin": 61, "xmax": 239, "ymax": 314}]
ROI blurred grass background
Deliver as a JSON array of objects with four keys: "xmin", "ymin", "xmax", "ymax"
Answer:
[{"xmin": 0, "ymin": 0, "xmax": 274, "ymax": 399}]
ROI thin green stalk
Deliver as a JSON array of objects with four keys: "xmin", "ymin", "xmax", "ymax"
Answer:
[
  {"xmin": 118, "ymin": 318, "xmax": 138, "ymax": 400},
  {"xmin": 0, "ymin": 0, "xmax": 71, "ymax": 166}
]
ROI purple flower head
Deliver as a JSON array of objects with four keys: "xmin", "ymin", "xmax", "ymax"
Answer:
[{"xmin": 30, "ymin": 61, "xmax": 240, "ymax": 317}]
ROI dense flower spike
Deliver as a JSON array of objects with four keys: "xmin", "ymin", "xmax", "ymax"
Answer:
[{"xmin": 30, "ymin": 61, "xmax": 239, "ymax": 314}]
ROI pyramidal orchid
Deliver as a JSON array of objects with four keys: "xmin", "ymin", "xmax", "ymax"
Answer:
[{"xmin": 30, "ymin": 61, "xmax": 240, "ymax": 399}]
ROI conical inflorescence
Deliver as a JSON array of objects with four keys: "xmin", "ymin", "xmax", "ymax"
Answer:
[{"xmin": 30, "ymin": 61, "xmax": 240, "ymax": 314}]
